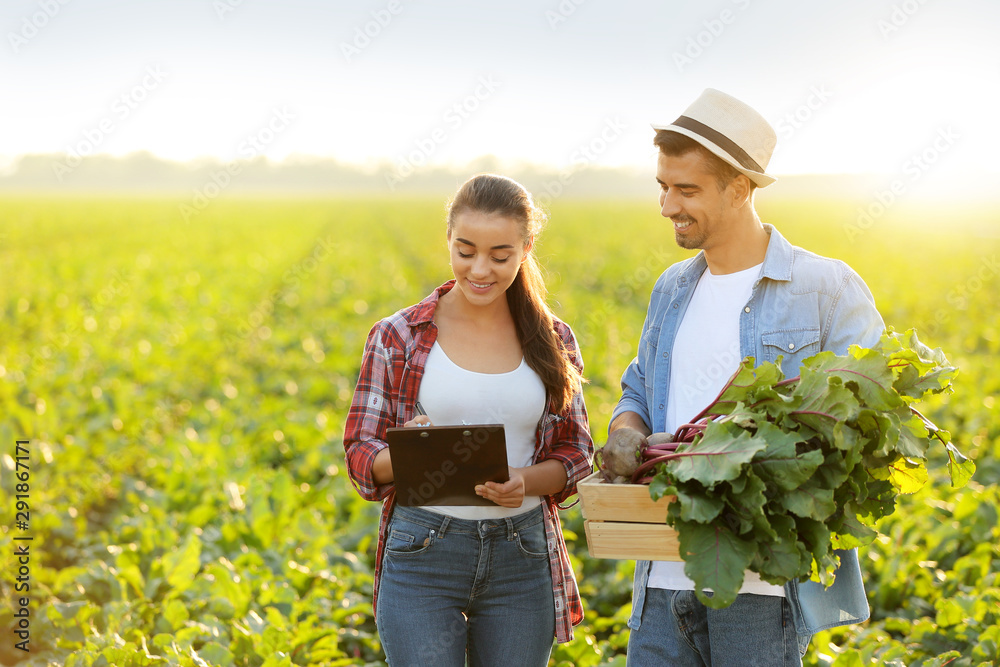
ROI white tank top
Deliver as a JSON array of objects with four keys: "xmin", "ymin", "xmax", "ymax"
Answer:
[
  {"xmin": 417, "ymin": 341, "xmax": 545, "ymax": 519},
  {"xmin": 649, "ymin": 262, "xmax": 785, "ymax": 597}
]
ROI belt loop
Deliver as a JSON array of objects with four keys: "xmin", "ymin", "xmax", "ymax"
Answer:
[
  {"xmin": 505, "ymin": 517, "xmax": 515, "ymax": 541},
  {"xmin": 437, "ymin": 515, "xmax": 451, "ymax": 539}
]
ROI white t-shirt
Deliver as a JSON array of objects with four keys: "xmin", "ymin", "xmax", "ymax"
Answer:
[
  {"xmin": 647, "ymin": 262, "xmax": 785, "ymax": 598},
  {"xmin": 416, "ymin": 341, "xmax": 545, "ymax": 519}
]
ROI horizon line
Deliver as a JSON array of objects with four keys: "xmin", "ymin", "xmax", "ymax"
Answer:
[{"xmin": 2, "ymin": 149, "xmax": 984, "ymax": 180}]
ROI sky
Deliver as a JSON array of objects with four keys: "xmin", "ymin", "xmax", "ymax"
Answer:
[{"xmin": 3, "ymin": 0, "xmax": 999, "ymax": 194}]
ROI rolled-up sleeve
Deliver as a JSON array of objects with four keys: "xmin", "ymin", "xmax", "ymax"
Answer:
[{"xmin": 343, "ymin": 321, "xmax": 397, "ymax": 501}]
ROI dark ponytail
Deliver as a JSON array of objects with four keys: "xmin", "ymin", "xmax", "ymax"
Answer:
[{"xmin": 447, "ymin": 174, "xmax": 583, "ymax": 414}]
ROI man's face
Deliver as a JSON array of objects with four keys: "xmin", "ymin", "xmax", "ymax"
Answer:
[{"xmin": 656, "ymin": 150, "xmax": 733, "ymax": 251}]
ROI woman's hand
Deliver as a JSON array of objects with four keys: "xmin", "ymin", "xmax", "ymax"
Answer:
[
  {"xmin": 373, "ymin": 415, "xmax": 432, "ymax": 485},
  {"xmin": 476, "ymin": 460, "xmax": 567, "ymax": 507},
  {"xmin": 476, "ymin": 467, "xmax": 526, "ymax": 508}
]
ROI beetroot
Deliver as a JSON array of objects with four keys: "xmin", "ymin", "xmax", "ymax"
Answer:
[{"xmin": 598, "ymin": 429, "xmax": 645, "ymax": 481}]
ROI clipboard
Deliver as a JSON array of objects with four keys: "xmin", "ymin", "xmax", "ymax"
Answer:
[{"xmin": 386, "ymin": 423, "xmax": 509, "ymax": 506}]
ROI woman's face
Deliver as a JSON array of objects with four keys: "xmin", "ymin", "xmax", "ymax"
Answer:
[{"xmin": 447, "ymin": 210, "xmax": 530, "ymax": 310}]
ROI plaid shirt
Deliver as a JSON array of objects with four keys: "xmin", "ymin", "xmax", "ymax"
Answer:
[{"xmin": 343, "ymin": 280, "xmax": 594, "ymax": 644}]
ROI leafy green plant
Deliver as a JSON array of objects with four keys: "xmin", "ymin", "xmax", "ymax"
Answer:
[
  {"xmin": 0, "ymin": 197, "xmax": 996, "ymax": 666},
  {"xmin": 646, "ymin": 329, "xmax": 975, "ymax": 608}
]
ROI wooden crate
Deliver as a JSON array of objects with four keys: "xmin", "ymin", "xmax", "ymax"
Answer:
[{"xmin": 577, "ymin": 471, "xmax": 681, "ymax": 561}]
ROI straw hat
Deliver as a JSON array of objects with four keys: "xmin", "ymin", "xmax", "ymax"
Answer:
[{"xmin": 652, "ymin": 89, "xmax": 777, "ymax": 187}]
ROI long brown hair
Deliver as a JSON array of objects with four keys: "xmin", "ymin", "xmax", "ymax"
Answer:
[{"xmin": 447, "ymin": 173, "xmax": 583, "ymax": 414}]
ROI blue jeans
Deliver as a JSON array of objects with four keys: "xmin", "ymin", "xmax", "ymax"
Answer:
[
  {"xmin": 627, "ymin": 589, "xmax": 809, "ymax": 666},
  {"xmin": 375, "ymin": 505, "xmax": 555, "ymax": 667}
]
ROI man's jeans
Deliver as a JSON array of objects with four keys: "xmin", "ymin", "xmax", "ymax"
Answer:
[
  {"xmin": 375, "ymin": 504, "xmax": 554, "ymax": 666},
  {"xmin": 627, "ymin": 589, "xmax": 810, "ymax": 666}
]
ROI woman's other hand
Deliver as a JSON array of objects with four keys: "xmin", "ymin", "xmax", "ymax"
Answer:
[{"xmin": 476, "ymin": 467, "xmax": 526, "ymax": 508}]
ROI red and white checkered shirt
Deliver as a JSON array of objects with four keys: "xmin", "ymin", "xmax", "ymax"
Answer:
[{"xmin": 343, "ymin": 280, "xmax": 594, "ymax": 643}]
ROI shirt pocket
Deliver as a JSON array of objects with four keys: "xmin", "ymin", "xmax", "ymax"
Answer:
[{"xmin": 761, "ymin": 328, "xmax": 821, "ymax": 373}]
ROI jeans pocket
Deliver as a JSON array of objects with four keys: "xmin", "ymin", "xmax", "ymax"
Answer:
[
  {"xmin": 385, "ymin": 520, "xmax": 434, "ymax": 556},
  {"xmin": 514, "ymin": 521, "xmax": 548, "ymax": 559}
]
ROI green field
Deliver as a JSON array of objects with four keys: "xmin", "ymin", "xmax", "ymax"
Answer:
[{"xmin": 1, "ymin": 194, "xmax": 998, "ymax": 666}]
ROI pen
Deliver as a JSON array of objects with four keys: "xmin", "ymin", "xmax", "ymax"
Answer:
[{"xmin": 415, "ymin": 402, "xmax": 427, "ymax": 417}]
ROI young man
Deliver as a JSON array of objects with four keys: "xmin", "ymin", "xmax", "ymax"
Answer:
[{"xmin": 610, "ymin": 89, "xmax": 884, "ymax": 665}]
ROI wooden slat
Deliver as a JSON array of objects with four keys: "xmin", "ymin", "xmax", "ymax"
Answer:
[
  {"xmin": 577, "ymin": 471, "xmax": 674, "ymax": 523},
  {"xmin": 584, "ymin": 520, "xmax": 682, "ymax": 561}
]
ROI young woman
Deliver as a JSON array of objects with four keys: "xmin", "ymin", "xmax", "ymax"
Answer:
[{"xmin": 344, "ymin": 174, "xmax": 594, "ymax": 666}]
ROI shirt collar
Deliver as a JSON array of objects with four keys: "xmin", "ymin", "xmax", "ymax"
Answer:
[
  {"xmin": 404, "ymin": 279, "xmax": 456, "ymax": 327},
  {"xmin": 677, "ymin": 223, "xmax": 793, "ymax": 285},
  {"xmin": 759, "ymin": 224, "xmax": 793, "ymax": 282}
]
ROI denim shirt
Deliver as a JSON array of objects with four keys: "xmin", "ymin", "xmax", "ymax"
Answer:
[{"xmin": 613, "ymin": 224, "xmax": 884, "ymax": 635}]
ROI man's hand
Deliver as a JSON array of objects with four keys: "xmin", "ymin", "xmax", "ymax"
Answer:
[
  {"xmin": 605, "ymin": 426, "xmax": 649, "ymax": 449},
  {"xmin": 608, "ymin": 410, "xmax": 652, "ymax": 438},
  {"xmin": 602, "ymin": 427, "xmax": 649, "ymax": 479}
]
